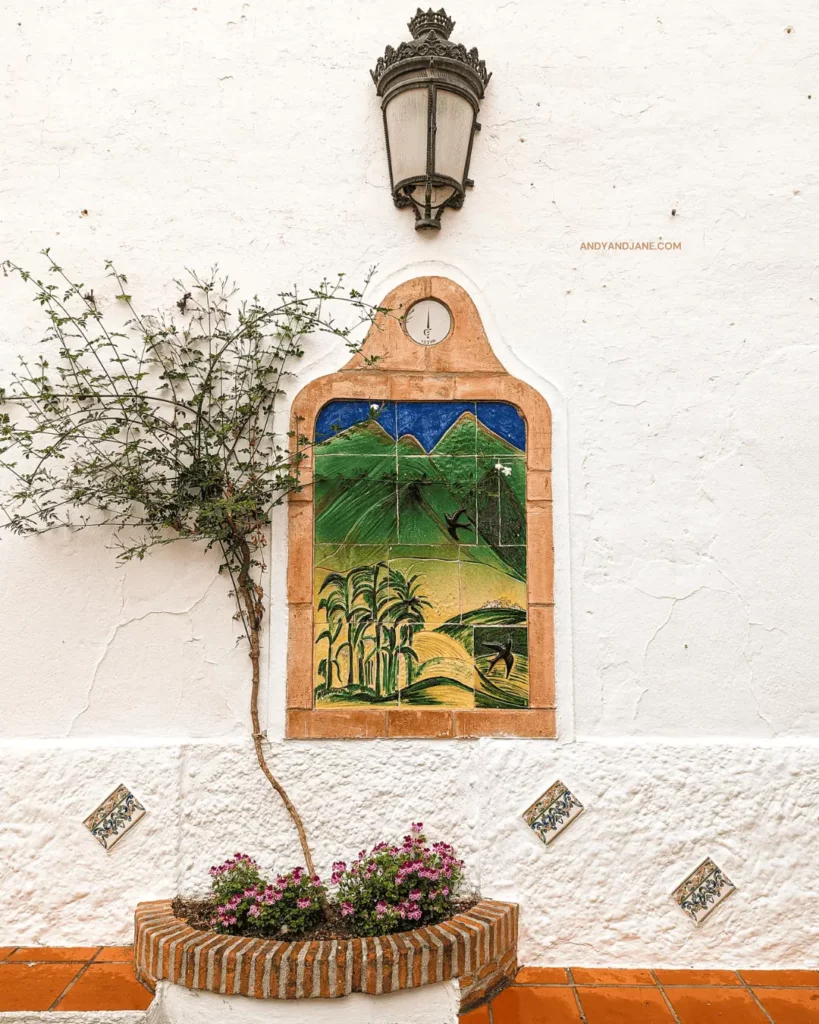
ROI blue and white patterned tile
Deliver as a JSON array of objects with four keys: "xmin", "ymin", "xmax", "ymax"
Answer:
[
  {"xmin": 522, "ymin": 779, "xmax": 584, "ymax": 846},
  {"xmin": 83, "ymin": 783, "xmax": 146, "ymax": 851},
  {"xmin": 672, "ymin": 856, "xmax": 736, "ymax": 925}
]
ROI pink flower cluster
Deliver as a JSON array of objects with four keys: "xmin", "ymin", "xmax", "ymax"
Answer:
[
  {"xmin": 331, "ymin": 824, "xmax": 465, "ymax": 937},
  {"xmin": 208, "ymin": 853, "xmax": 259, "ymax": 878},
  {"xmin": 208, "ymin": 860, "xmax": 326, "ymax": 938},
  {"xmin": 205, "ymin": 827, "xmax": 464, "ymax": 941}
]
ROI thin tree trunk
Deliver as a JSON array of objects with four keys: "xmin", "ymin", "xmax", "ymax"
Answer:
[{"xmin": 236, "ymin": 541, "xmax": 315, "ymax": 877}]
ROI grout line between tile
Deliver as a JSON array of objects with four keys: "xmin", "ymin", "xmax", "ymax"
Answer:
[
  {"xmin": 566, "ymin": 968, "xmax": 589, "ymax": 1024},
  {"xmin": 0, "ymin": 947, "xmax": 18, "ymax": 963},
  {"xmin": 753, "ymin": 983, "xmax": 819, "ymax": 991},
  {"xmin": 650, "ymin": 968, "xmax": 683, "ymax": 1024},
  {"xmin": 48, "ymin": 947, "xmax": 103, "ymax": 1011},
  {"xmin": 514, "ymin": 981, "xmax": 758, "ymax": 989},
  {"xmin": 736, "ymin": 972, "xmax": 776, "ymax": 1023}
]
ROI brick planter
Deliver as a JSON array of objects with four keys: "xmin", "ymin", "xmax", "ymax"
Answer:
[{"xmin": 134, "ymin": 898, "xmax": 517, "ymax": 1013}]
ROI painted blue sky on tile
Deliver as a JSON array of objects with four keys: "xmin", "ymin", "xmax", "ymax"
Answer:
[{"xmin": 316, "ymin": 400, "xmax": 526, "ymax": 451}]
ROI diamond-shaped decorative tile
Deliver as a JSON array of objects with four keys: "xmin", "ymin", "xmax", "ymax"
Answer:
[
  {"xmin": 83, "ymin": 784, "xmax": 146, "ymax": 851},
  {"xmin": 672, "ymin": 857, "xmax": 736, "ymax": 925},
  {"xmin": 522, "ymin": 779, "xmax": 584, "ymax": 846}
]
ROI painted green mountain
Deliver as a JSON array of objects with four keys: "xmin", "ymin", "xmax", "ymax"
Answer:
[
  {"xmin": 316, "ymin": 418, "xmax": 395, "ymax": 456},
  {"xmin": 314, "ymin": 412, "xmax": 527, "ymax": 577}
]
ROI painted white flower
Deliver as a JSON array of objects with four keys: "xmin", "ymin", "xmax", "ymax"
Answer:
[
  {"xmin": 370, "ymin": 403, "xmax": 380, "ymax": 411},
  {"xmin": 494, "ymin": 461, "xmax": 512, "ymax": 477}
]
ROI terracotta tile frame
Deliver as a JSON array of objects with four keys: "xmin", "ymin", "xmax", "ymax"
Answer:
[{"xmin": 286, "ymin": 276, "xmax": 555, "ymax": 739}]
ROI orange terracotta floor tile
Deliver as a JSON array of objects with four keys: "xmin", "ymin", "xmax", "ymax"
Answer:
[
  {"xmin": 664, "ymin": 986, "xmax": 771, "ymax": 1023},
  {"xmin": 655, "ymin": 968, "xmax": 742, "ymax": 986},
  {"xmin": 95, "ymin": 945, "xmax": 135, "ymax": 963},
  {"xmin": 491, "ymin": 985, "xmax": 582, "ymax": 1023},
  {"xmin": 459, "ymin": 1005, "xmax": 491, "ymax": 1024},
  {"xmin": 753, "ymin": 988, "xmax": 819, "ymax": 1022},
  {"xmin": 516, "ymin": 966, "xmax": 570, "ymax": 984},
  {"xmin": 576, "ymin": 986, "xmax": 676, "ymax": 1023},
  {"xmin": 54, "ymin": 962, "xmax": 153, "ymax": 1011},
  {"xmin": 571, "ymin": 967, "xmax": 655, "ymax": 985},
  {"xmin": 6, "ymin": 946, "xmax": 100, "ymax": 962},
  {"xmin": 742, "ymin": 970, "xmax": 819, "ymax": 988},
  {"xmin": 0, "ymin": 962, "xmax": 83, "ymax": 1011},
  {"xmin": 0, "ymin": 947, "xmax": 16, "ymax": 961}
]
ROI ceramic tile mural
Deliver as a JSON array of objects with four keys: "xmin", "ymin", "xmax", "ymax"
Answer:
[
  {"xmin": 313, "ymin": 401, "xmax": 528, "ymax": 709},
  {"xmin": 522, "ymin": 780, "xmax": 584, "ymax": 846},
  {"xmin": 83, "ymin": 784, "xmax": 146, "ymax": 851},
  {"xmin": 672, "ymin": 857, "xmax": 737, "ymax": 925}
]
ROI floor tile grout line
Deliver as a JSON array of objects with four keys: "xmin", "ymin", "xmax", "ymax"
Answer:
[
  {"xmin": 0, "ymin": 947, "xmax": 18, "ymax": 963},
  {"xmin": 650, "ymin": 969, "xmax": 683, "ymax": 1024},
  {"xmin": 566, "ymin": 968, "xmax": 589, "ymax": 1024},
  {"xmin": 742, "ymin": 980, "xmax": 819, "ymax": 988},
  {"xmin": 736, "ymin": 972, "xmax": 777, "ymax": 1024},
  {"xmin": 48, "ymin": 947, "xmax": 103, "ymax": 1011},
  {"xmin": 514, "ymin": 981, "xmax": 761, "ymax": 989}
]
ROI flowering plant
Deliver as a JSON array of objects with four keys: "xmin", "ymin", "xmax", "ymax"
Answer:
[
  {"xmin": 331, "ymin": 824, "xmax": 465, "ymax": 937},
  {"xmin": 209, "ymin": 854, "xmax": 326, "ymax": 939}
]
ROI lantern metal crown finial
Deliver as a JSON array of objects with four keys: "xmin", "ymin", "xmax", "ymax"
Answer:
[
  {"xmin": 407, "ymin": 8, "xmax": 455, "ymax": 40},
  {"xmin": 371, "ymin": 9, "xmax": 491, "ymax": 230}
]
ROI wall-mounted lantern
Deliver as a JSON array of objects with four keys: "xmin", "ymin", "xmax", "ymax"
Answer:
[{"xmin": 371, "ymin": 9, "xmax": 491, "ymax": 231}]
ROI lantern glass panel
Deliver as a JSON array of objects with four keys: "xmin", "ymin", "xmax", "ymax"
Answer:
[
  {"xmin": 385, "ymin": 87, "xmax": 429, "ymax": 186},
  {"xmin": 433, "ymin": 89, "xmax": 474, "ymax": 184}
]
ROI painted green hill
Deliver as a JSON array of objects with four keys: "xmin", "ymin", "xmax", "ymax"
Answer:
[
  {"xmin": 474, "ymin": 421, "xmax": 523, "ymax": 458},
  {"xmin": 429, "ymin": 411, "xmax": 524, "ymax": 458},
  {"xmin": 317, "ymin": 417, "xmax": 395, "ymax": 456},
  {"xmin": 314, "ymin": 454, "xmax": 397, "ymax": 543},
  {"xmin": 314, "ymin": 411, "xmax": 527, "ymax": 576},
  {"xmin": 397, "ymin": 433, "xmax": 425, "ymax": 453},
  {"xmin": 430, "ymin": 412, "xmax": 477, "ymax": 456},
  {"xmin": 435, "ymin": 607, "xmax": 527, "ymax": 653}
]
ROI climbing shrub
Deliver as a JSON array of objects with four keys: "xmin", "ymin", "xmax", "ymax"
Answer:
[{"xmin": 0, "ymin": 252, "xmax": 384, "ymax": 875}]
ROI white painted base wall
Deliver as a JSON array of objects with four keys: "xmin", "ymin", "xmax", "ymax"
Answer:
[
  {"xmin": 147, "ymin": 980, "xmax": 460, "ymax": 1024},
  {"xmin": 3, "ymin": 738, "xmax": 818, "ymax": 966}
]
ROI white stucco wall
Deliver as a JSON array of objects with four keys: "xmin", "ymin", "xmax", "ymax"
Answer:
[
  {"xmin": 147, "ymin": 979, "xmax": 460, "ymax": 1024},
  {"xmin": 1, "ymin": 0, "xmax": 818, "ymax": 967}
]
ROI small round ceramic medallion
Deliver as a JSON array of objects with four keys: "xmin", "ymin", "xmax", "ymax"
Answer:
[{"xmin": 404, "ymin": 299, "xmax": 452, "ymax": 346}]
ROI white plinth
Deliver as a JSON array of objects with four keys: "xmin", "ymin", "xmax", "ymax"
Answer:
[{"xmin": 147, "ymin": 979, "xmax": 461, "ymax": 1024}]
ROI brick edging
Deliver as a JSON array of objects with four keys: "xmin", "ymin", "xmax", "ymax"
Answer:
[{"xmin": 134, "ymin": 898, "xmax": 517, "ymax": 1009}]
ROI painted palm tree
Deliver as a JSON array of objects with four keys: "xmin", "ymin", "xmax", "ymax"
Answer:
[
  {"xmin": 316, "ymin": 563, "xmax": 430, "ymax": 699},
  {"xmin": 350, "ymin": 562, "xmax": 394, "ymax": 697},
  {"xmin": 316, "ymin": 615, "xmax": 343, "ymax": 692},
  {"xmin": 318, "ymin": 570, "xmax": 360, "ymax": 689},
  {"xmin": 389, "ymin": 571, "xmax": 431, "ymax": 693},
  {"xmin": 347, "ymin": 606, "xmax": 374, "ymax": 691}
]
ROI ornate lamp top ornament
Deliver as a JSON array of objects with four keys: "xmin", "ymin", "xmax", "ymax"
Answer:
[
  {"xmin": 408, "ymin": 8, "xmax": 454, "ymax": 38},
  {"xmin": 371, "ymin": 7, "xmax": 491, "ymax": 94}
]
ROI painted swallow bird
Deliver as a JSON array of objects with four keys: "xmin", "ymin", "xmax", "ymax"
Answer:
[
  {"xmin": 445, "ymin": 507, "xmax": 472, "ymax": 542},
  {"xmin": 482, "ymin": 638, "xmax": 514, "ymax": 678}
]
